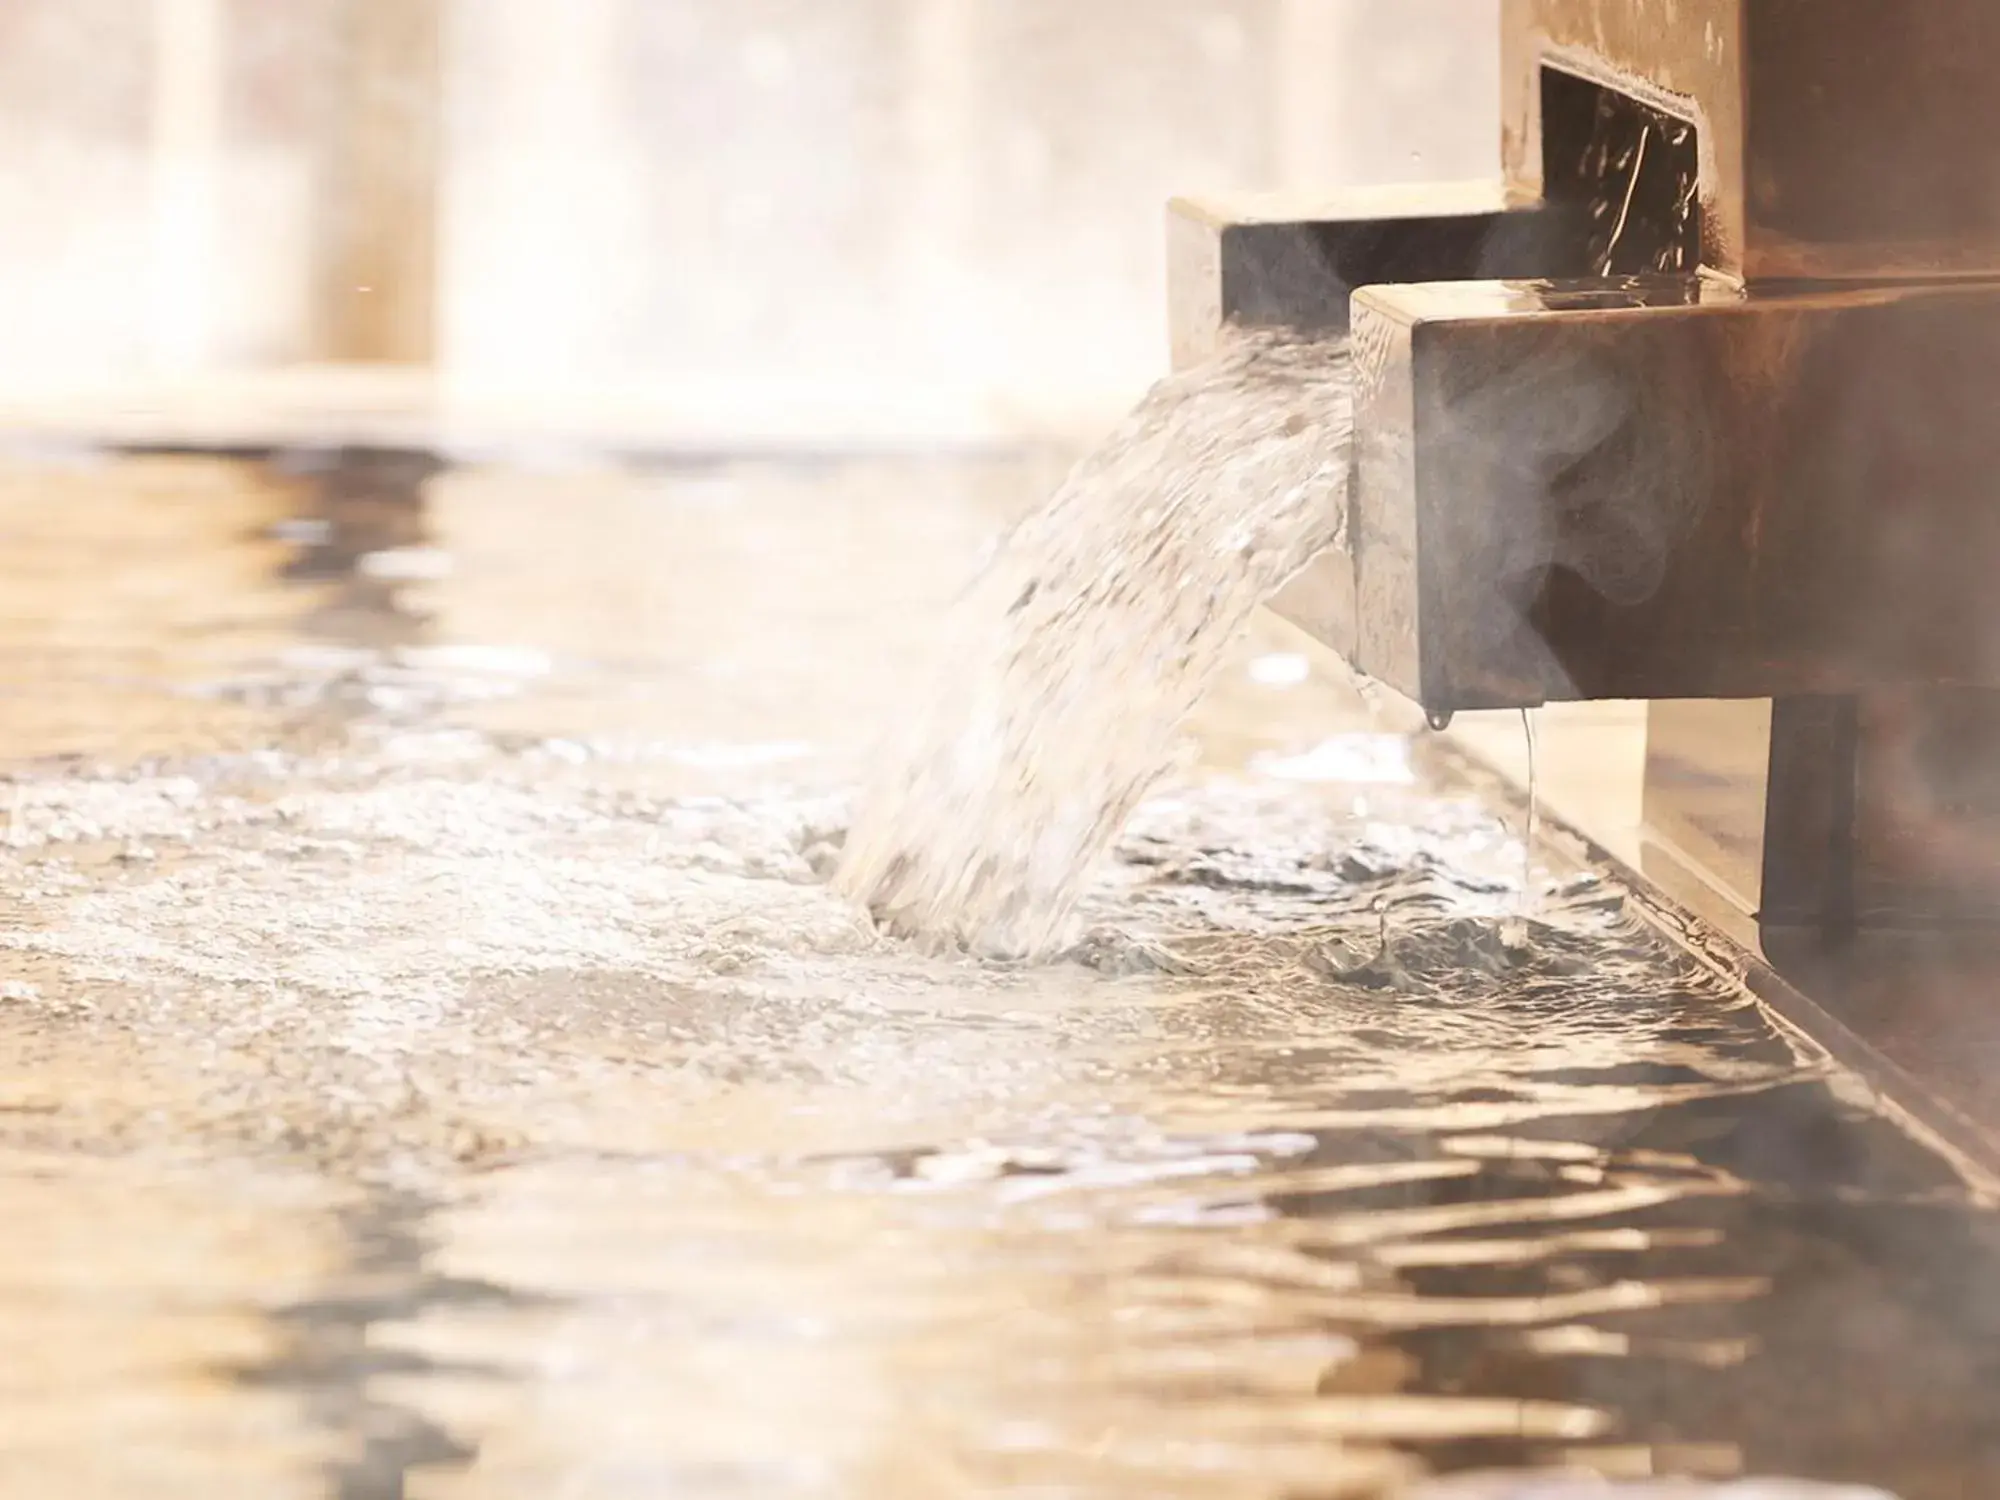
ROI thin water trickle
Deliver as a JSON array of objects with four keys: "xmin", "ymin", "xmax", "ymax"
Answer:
[
  {"xmin": 1497, "ymin": 708, "xmax": 1541, "ymax": 954},
  {"xmin": 1521, "ymin": 706, "xmax": 1540, "ymax": 901}
]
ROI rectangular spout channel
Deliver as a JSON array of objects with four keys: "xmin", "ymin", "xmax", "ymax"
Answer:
[
  {"xmin": 1166, "ymin": 183, "xmax": 1590, "ymax": 368},
  {"xmin": 1333, "ymin": 276, "xmax": 2000, "ymax": 715},
  {"xmin": 1164, "ymin": 185, "xmax": 1608, "ymax": 653}
]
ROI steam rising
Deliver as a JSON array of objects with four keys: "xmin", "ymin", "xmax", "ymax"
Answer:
[{"xmin": 1429, "ymin": 322, "xmax": 1713, "ymax": 699}]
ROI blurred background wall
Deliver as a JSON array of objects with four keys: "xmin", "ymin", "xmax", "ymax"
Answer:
[{"xmin": 0, "ymin": 0, "xmax": 1496, "ymax": 440}]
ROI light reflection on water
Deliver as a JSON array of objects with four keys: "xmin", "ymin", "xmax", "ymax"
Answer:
[{"xmin": 0, "ymin": 455, "xmax": 1995, "ymax": 1498}]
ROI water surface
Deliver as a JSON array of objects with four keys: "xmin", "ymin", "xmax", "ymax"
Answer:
[{"xmin": 0, "ymin": 453, "xmax": 1996, "ymax": 1498}]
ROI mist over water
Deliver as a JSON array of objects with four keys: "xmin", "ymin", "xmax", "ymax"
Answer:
[{"xmin": 837, "ymin": 329, "xmax": 1355, "ymax": 957}]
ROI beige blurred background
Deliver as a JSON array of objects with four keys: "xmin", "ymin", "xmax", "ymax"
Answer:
[{"xmin": 0, "ymin": 0, "xmax": 1496, "ymax": 442}]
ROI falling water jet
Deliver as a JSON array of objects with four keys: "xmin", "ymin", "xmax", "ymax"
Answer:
[{"xmin": 835, "ymin": 328, "xmax": 1353, "ymax": 959}]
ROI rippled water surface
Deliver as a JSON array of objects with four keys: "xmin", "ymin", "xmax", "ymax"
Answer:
[{"xmin": 1, "ymin": 453, "xmax": 1998, "ymax": 1499}]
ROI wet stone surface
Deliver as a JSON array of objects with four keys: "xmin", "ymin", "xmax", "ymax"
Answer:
[{"xmin": 0, "ymin": 454, "xmax": 1996, "ymax": 1498}]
